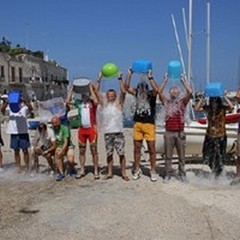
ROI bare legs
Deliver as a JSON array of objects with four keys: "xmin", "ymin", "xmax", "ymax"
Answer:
[
  {"xmin": 104, "ymin": 154, "xmax": 128, "ymax": 180},
  {"xmin": 78, "ymin": 145, "xmax": 99, "ymax": 177},
  {"xmin": 55, "ymin": 147, "xmax": 75, "ymax": 175},
  {"xmin": 14, "ymin": 149, "xmax": 29, "ymax": 172},
  {"xmin": 133, "ymin": 140, "xmax": 142, "ymax": 172}
]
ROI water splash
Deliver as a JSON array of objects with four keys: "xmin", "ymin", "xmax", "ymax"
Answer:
[
  {"xmin": 97, "ymin": 100, "xmax": 123, "ymax": 133},
  {"xmin": 0, "ymin": 168, "xmax": 49, "ymax": 182}
]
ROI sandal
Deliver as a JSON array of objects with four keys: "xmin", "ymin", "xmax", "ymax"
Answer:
[
  {"xmin": 102, "ymin": 175, "xmax": 113, "ymax": 180},
  {"xmin": 94, "ymin": 174, "xmax": 100, "ymax": 180},
  {"xmin": 75, "ymin": 173, "xmax": 86, "ymax": 179},
  {"xmin": 122, "ymin": 175, "xmax": 130, "ymax": 181}
]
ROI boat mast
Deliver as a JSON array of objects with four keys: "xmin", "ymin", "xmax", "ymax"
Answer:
[
  {"xmin": 171, "ymin": 14, "xmax": 186, "ymax": 75},
  {"xmin": 187, "ymin": 0, "xmax": 193, "ymax": 85},
  {"xmin": 182, "ymin": 7, "xmax": 189, "ymax": 51},
  {"xmin": 206, "ymin": 2, "xmax": 211, "ymax": 84}
]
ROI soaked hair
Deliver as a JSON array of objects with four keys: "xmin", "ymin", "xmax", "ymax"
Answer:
[
  {"xmin": 137, "ymin": 82, "xmax": 149, "ymax": 91},
  {"xmin": 38, "ymin": 122, "xmax": 47, "ymax": 132},
  {"xmin": 169, "ymin": 86, "xmax": 179, "ymax": 92},
  {"xmin": 107, "ymin": 89, "xmax": 116, "ymax": 94},
  {"xmin": 209, "ymin": 97, "xmax": 222, "ymax": 107}
]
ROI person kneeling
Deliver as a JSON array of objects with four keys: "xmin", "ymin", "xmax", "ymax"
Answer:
[{"xmin": 31, "ymin": 122, "xmax": 56, "ymax": 175}]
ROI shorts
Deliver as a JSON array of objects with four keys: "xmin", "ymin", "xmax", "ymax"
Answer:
[
  {"xmin": 10, "ymin": 133, "xmax": 30, "ymax": 150},
  {"xmin": 237, "ymin": 133, "xmax": 240, "ymax": 157},
  {"xmin": 104, "ymin": 132, "xmax": 125, "ymax": 157},
  {"xmin": 133, "ymin": 122, "xmax": 156, "ymax": 141},
  {"xmin": 55, "ymin": 146, "xmax": 75, "ymax": 159},
  {"xmin": 78, "ymin": 126, "xmax": 97, "ymax": 147}
]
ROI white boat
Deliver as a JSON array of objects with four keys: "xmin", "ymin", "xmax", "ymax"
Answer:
[{"xmin": 153, "ymin": 121, "xmax": 238, "ymax": 157}]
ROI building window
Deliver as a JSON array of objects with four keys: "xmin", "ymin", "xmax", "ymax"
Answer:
[
  {"xmin": 19, "ymin": 67, "xmax": 23, "ymax": 82},
  {"xmin": 0, "ymin": 65, "xmax": 4, "ymax": 77},
  {"xmin": 11, "ymin": 66, "xmax": 15, "ymax": 82}
]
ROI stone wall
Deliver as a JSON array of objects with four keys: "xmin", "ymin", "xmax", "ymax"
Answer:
[{"xmin": 0, "ymin": 52, "xmax": 68, "ymax": 101}]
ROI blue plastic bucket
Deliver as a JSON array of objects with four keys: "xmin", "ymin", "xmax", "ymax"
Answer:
[
  {"xmin": 8, "ymin": 91, "xmax": 21, "ymax": 113},
  {"xmin": 132, "ymin": 60, "xmax": 152, "ymax": 74},
  {"xmin": 205, "ymin": 82, "xmax": 224, "ymax": 97},
  {"xmin": 168, "ymin": 61, "xmax": 181, "ymax": 80}
]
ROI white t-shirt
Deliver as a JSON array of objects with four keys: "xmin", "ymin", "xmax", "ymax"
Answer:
[
  {"xmin": 102, "ymin": 101, "xmax": 123, "ymax": 134},
  {"xmin": 81, "ymin": 103, "xmax": 91, "ymax": 128},
  {"xmin": 6, "ymin": 105, "xmax": 29, "ymax": 134},
  {"xmin": 32, "ymin": 127, "xmax": 56, "ymax": 149}
]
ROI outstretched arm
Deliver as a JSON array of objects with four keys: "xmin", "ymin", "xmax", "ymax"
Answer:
[
  {"xmin": 235, "ymin": 89, "xmax": 240, "ymax": 103},
  {"xmin": 147, "ymin": 70, "xmax": 159, "ymax": 96},
  {"xmin": 158, "ymin": 73, "xmax": 168, "ymax": 103},
  {"xmin": 0, "ymin": 99, "xmax": 8, "ymax": 114},
  {"xmin": 89, "ymin": 82, "xmax": 99, "ymax": 106},
  {"xmin": 124, "ymin": 68, "xmax": 136, "ymax": 96},
  {"xmin": 65, "ymin": 85, "xmax": 73, "ymax": 105},
  {"xmin": 92, "ymin": 72, "xmax": 104, "ymax": 106},
  {"xmin": 194, "ymin": 97, "xmax": 204, "ymax": 112},
  {"xmin": 223, "ymin": 95, "xmax": 234, "ymax": 110},
  {"xmin": 22, "ymin": 98, "xmax": 33, "ymax": 112},
  {"xmin": 95, "ymin": 72, "xmax": 103, "ymax": 93},
  {"xmin": 181, "ymin": 74, "xmax": 193, "ymax": 104},
  {"xmin": 118, "ymin": 71, "xmax": 126, "ymax": 106}
]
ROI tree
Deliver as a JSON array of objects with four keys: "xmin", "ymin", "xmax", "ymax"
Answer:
[{"xmin": 0, "ymin": 37, "xmax": 11, "ymax": 52}]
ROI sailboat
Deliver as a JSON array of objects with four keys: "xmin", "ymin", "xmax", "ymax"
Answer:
[{"xmin": 151, "ymin": 1, "xmax": 238, "ymax": 160}]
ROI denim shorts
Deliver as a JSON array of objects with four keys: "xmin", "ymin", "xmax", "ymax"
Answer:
[{"xmin": 10, "ymin": 134, "xmax": 30, "ymax": 150}]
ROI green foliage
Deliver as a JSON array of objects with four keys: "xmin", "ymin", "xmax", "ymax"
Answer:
[
  {"xmin": 32, "ymin": 51, "xmax": 44, "ymax": 59},
  {"xmin": 0, "ymin": 37, "xmax": 11, "ymax": 52},
  {"xmin": 0, "ymin": 36, "xmax": 44, "ymax": 59}
]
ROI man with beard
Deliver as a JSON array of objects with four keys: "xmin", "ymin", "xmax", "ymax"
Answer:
[
  {"xmin": 158, "ymin": 73, "xmax": 193, "ymax": 183},
  {"xmin": 125, "ymin": 68, "xmax": 159, "ymax": 182}
]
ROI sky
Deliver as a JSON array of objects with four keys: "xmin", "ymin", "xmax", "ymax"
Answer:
[{"xmin": 0, "ymin": 0, "xmax": 240, "ymax": 91}]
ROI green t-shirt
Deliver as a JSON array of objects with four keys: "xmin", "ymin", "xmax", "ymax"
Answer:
[{"xmin": 53, "ymin": 124, "xmax": 70, "ymax": 148}]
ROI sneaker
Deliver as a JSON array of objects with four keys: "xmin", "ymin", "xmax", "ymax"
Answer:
[
  {"xmin": 132, "ymin": 169, "xmax": 142, "ymax": 180},
  {"xmin": 230, "ymin": 178, "xmax": 240, "ymax": 186},
  {"xmin": 163, "ymin": 175, "xmax": 171, "ymax": 184},
  {"xmin": 178, "ymin": 173, "xmax": 188, "ymax": 183},
  {"xmin": 49, "ymin": 170, "xmax": 55, "ymax": 177},
  {"xmin": 0, "ymin": 167, "xmax": 4, "ymax": 173},
  {"xmin": 55, "ymin": 173, "xmax": 65, "ymax": 181},
  {"xmin": 179, "ymin": 175, "xmax": 188, "ymax": 183},
  {"xmin": 150, "ymin": 171, "xmax": 158, "ymax": 182},
  {"xmin": 69, "ymin": 168, "xmax": 77, "ymax": 177}
]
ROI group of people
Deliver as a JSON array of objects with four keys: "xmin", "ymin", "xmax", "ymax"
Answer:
[{"xmin": 0, "ymin": 68, "xmax": 239, "ymax": 184}]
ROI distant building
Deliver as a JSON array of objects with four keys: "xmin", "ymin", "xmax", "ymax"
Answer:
[{"xmin": 0, "ymin": 52, "xmax": 69, "ymax": 101}]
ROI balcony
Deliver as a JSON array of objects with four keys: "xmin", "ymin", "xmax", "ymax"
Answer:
[{"xmin": 0, "ymin": 76, "xmax": 5, "ymax": 82}]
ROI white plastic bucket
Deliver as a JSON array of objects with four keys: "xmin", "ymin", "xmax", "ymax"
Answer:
[{"xmin": 73, "ymin": 78, "xmax": 92, "ymax": 94}]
